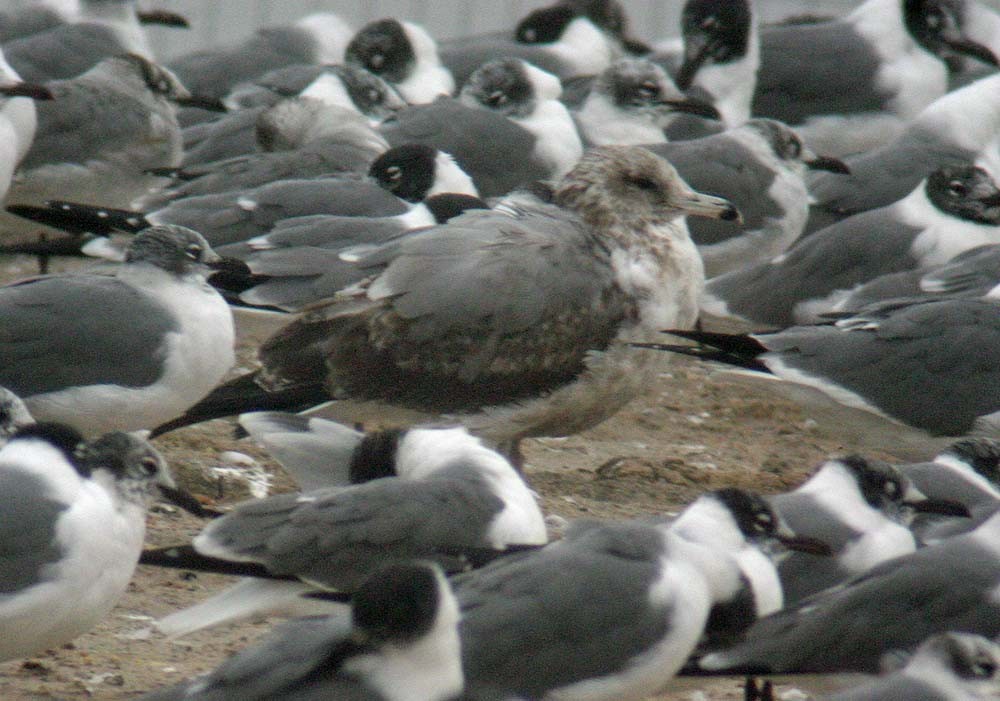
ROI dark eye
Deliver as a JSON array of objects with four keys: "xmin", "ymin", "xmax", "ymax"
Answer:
[
  {"xmin": 184, "ymin": 243, "xmax": 202, "ymax": 260},
  {"xmin": 948, "ymin": 180, "xmax": 969, "ymax": 197},
  {"xmin": 485, "ymin": 90, "xmax": 508, "ymax": 107},
  {"xmin": 386, "ymin": 165, "xmax": 402, "ymax": 182},
  {"xmin": 787, "ymin": 137, "xmax": 802, "ymax": 159},
  {"xmin": 925, "ymin": 9, "xmax": 944, "ymax": 30},
  {"xmin": 139, "ymin": 456, "xmax": 159, "ymax": 477},
  {"xmin": 700, "ymin": 16, "xmax": 717, "ymax": 30},
  {"xmin": 972, "ymin": 660, "xmax": 997, "ymax": 678},
  {"xmin": 883, "ymin": 479, "xmax": 899, "ymax": 498},
  {"xmin": 629, "ymin": 175, "xmax": 659, "ymax": 192},
  {"xmin": 637, "ymin": 82, "xmax": 659, "ymax": 100},
  {"xmin": 521, "ymin": 27, "xmax": 537, "ymax": 42}
]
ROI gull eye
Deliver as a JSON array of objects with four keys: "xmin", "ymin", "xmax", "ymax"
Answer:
[
  {"xmin": 139, "ymin": 456, "xmax": 159, "ymax": 477},
  {"xmin": 521, "ymin": 27, "xmax": 537, "ymax": 42},
  {"xmin": 883, "ymin": 479, "xmax": 899, "ymax": 498},
  {"xmin": 387, "ymin": 165, "xmax": 402, "ymax": 182},
  {"xmin": 485, "ymin": 90, "xmax": 507, "ymax": 107},
  {"xmin": 701, "ymin": 16, "xmax": 717, "ymax": 30},
  {"xmin": 628, "ymin": 175, "xmax": 659, "ymax": 192},
  {"xmin": 184, "ymin": 243, "xmax": 203, "ymax": 260},
  {"xmin": 948, "ymin": 180, "xmax": 969, "ymax": 197}
]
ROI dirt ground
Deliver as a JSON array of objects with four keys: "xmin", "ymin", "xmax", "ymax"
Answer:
[{"xmin": 0, "ymin": 257, "xmax": 876, "ymax": 700}]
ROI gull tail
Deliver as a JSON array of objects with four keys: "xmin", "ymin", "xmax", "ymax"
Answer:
[
  {"xmin": 154, "ymin": 578, "xmax": 335, "ymax": 638},
  {"xmin": 149, "ymin": 371, "xmax": 328, "ymax": 438},
  {"xmin": 632, "ymin": 329, "xmax": 772, "ymax": 373},
  {"xmin": 6, "ymin": 201, "xmax": 150, "ymax": 235}
]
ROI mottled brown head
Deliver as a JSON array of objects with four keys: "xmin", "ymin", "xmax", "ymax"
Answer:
[{"xmin": 554, "ymin": 146, "xmax": 740, "ymax": 240}]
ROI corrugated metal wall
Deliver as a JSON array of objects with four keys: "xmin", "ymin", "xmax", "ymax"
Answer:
[{"xmin": 1, "ymin": 1, "xmax": 998, "ymax": 60}]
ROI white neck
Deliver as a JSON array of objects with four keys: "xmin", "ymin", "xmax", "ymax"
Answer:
[
  {"xmin": 575, "ymin": 94, "xmax": 668, "ymax": 145},
  {"xmin": 295, "ymin": 12, "xmax": 353, "ymax": 64},
  {"xmin": 518, "ymin": 99, "xmax": 583, "ymax": 178},
  {"xmin": 917, "ymin": 74, "xmax": 1000, "ymax": 153}
]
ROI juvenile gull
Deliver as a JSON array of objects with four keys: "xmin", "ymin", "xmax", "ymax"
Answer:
[
  {"xmin": 0, "ymin": 225, "xmax": 234, "ymax": 436},
  {"xmin": 638, "ymin": 291, "xmax": 1000, "ymax": 459},
  {"xmin": 752, "ymin": 0, "xmax": 999, "ymax": 156},
  {"xmin": 144, "ymin": 425, "xmax": 546, "ymax": 636},
  {"xmin": 345, "ymin": 19, "xmax": 454, "ymax": 105},
  {"xmin": 0, "ymin": 424, "xmax": 193, "ymax": 662},
  {"xmin": 158, "ymin": 146, "xmax": 738, "ymax": 457},
  {"xmin": 705, "ymin": 163, "xmax": 1000, "ymax": 327},
  {"xmin": 139, "ymin": 563, "xmax": 464, "ymax": 701}
]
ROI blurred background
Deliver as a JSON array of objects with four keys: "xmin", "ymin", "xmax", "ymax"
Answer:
[{"xmin": 8, "ymin": 0, "xmax": 1000, "ymax": 60}]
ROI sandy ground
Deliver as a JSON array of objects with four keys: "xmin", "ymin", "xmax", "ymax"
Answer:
[{"xmin": 0, "ymin": 255, "xmax": 875, "ymax": 700}]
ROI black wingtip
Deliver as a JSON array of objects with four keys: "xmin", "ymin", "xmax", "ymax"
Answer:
[
  {"xmin": 136, "ymin": 9, "xmax": 190, "ymax": 28},
  {"xmin": 139, "ymin": 544, "xmax": 296, "ymax": 579}
]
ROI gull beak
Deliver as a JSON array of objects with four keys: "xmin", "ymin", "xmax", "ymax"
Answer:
[
  {"xmin": 136, "ymin": 9, "xmax": 190, "ymax": 28},
  {"xmin": 908, "ymin": 497, "xmax": 971, "ymax": 518},
  {"xmin": 0, "ymin": 83, "xmax": 54, "ymax": 100},
  {"xmin": 158, "ymin": 483, "xmax": 224, "ymax": 518},
  {"xmin": 675, "ymin": 32, "xmax": 717, "ymax": 90},
  {"xmin": 805, "ymin": 154, "xmax": 851, "ymax": 174},
  {"xmin": 677, "ymin": 187, "xmax": 742, "ymax": 223},
  {"xmin": 661, "ymin": 96, "xmax": 721, "ymax": 120},
  {"xmin": 173, "ymin": 95, "xmax": 228, "ymax": 112},
  {"xmin": 942, "ymin": 35, "xmax": 1000, "ymax": 67}
]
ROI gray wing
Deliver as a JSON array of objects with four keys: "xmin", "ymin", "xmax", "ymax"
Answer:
[
  {"xmin": 21, "ymin": 76, "xmax": 168, "ymax": 170},
  {"xmin": 182, "ymin": 108, "xmax": 266, "ymax": 167},
  {"xmin": 700, "ymin": 534, "xmax": 1000, "ymax": 673},
  {"xmin": 259, "ymin": 206, "xmax": 635, "ymax": 410},
  {"xmin": 149, "ymin": 141, "xmax": 380, "ymax": 205},
  {"xmin": 168, "ymin": 27, "xmax": 318, "ymax": 99},
  {"xmin": 379, "ymin": 99, "xmax": 546, "ymax": 198},
  {"xmin": 0, "ymin": 7, "xmax": 62, "ymax": 43},
  {"xmin": 4, "ymin": 23, "xmax": 125, "ymax": 82},
  {"xmin": 0, "ymin": 469, "xmax": 66, "ymax": 594},
  {"xmin": 649, "ymin": 135, "xmax": 783, "ymax": 246},
  {"xmin": 154, "ymin": 178, "xmax": 407, "ymax": 247},
  {"xmin": 197, "ymin": 471, "xmax": 505, "ymax": 590},
  {"xmin": 456, "ymin": 522, "xmax": 673, "ymax": 700},
  {"xmin": 807, "ymin": 126, "xmax": 976, "ymax": 228},
  {"xmin": 761, "ymin": 298, "xmax": 1000, "ymax": 436},
  {"xmin": 0, "ymin": 275, "xmax": 175, "ymax": 396},
  {"xmin": 705, "ymin": 208, "xmax": 923, "ymax": 327},
  {"xmin": 754, "ymin": 20, "xmax": 887, "ymax": 124},
  {"xmin": 920, "ymin": 244, "xmax": 1000, "ymax": 296},
  {"xmin": 139, "ymin": 614, "xmax": 378, "ymax": 701}
]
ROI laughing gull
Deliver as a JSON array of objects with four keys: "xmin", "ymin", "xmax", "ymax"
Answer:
[
  {"xmin": 2, "ymin": 0, "xmax": 159, "ymax": 83},
  {"xmin": 144, "ymin": 425, "xmax": 546, "ymax": 637},
  {"xmin": 0, "ymin": 225, "xmax": 234, "ymax": 436},
  {"xmin": 768, "ymin": 455, "xmax": 967, "ymax": 605},
  {"xmin": 823, "ymin": 632, "xmax": 1000, "ymax": 701},
  {"xmin": 661, "ymin": 0, "xmax": 759, "ymax": 128},
  {"xmin": 667, "ymin": 488, "xmax": 831, "ymax": 647},
  {"xmin": 753, "ymin": 0, "xmax": 999, "ymax": 157},
  {"xmin": 572, "ymin": 58, "xmax": 721, "ymax": 146},
  {"xmin": 345, "ymin": 19, "xmax": 454, "ymax": 105},
  {"xmin": 807, "ymin": 72, "xmax": 1000, "ymax": 232},
  {"xmin": 637, "ymin": 292, "xmax": 1000, "ymax": 459},
  {"xmin": 160, "ymin": 147, "xmax": 739, "ymax": 459},
  {"xmin": 167, "ymin": 12, "xmax": 354, "ymax": 101},
  {"xmin": 455, "ymin": 514, "xmax": 755, "ymax": 701},
  {"xmin": 138, "ymin": 100, "xmax": 389, "ymax": 208},
  {"xmin": 902, "ymin": 438, "xmax": 1000, "ymax": 542},
  {"xmin": 214, "ymin": 192, "xmax": 488, "ymax": 313},
  {"xmin": 439, "ymin": 1, "xmax": 625, "ymax": 88},
  {"xmin": 140, "ymin": 562, "xmax": 463, "ymax": 701},
  {"xmin": 8, "ymin": 144, "xmax": 477, "ymax": 249},
  {"xmin": 705, "ymin": 164, "xmax": 1000, "ymax": 327},
  {"xmin": 0, "ymin": 423, "xmax": 188, "ymax": 661},
  {"xmin": 183, "ymin": 65, "xmax": 405, "ymax": 167},
  {"xmin": 647, "ymin": 118, "xmax": 849, "ymax": 277},
  {"xmin": 696, "ymin": 510, "xmax": 1000, "ymax": 675},
  {"xmin": 3, "ymin": 53, "xmax": 218, "ymax": 220},
  {"xmin": 379, "ymin": 58, "xmax": 581, "ymax": 197},
  {"xmin": 838, "ymin": 243, "xmax": 1000, "ymax": 311}
]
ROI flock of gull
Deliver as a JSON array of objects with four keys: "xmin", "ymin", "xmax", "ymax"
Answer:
[{"xmin": 0, "ymin": 0, "xmax": 998, "ymax": 699}]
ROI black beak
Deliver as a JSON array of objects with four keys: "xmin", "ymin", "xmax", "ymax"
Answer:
[
  {"xmin": 663, "ymin": 96, "xmax": 721, "ymax": 120},
  {"xmin": 777, "ymin": 534, "xmax": 833, "ymax": 556},
  {"xmin": 0, "ymin": 83, "xmax": 54, "ymax": 100},
  {"xmin": 943, "ymin": 36, "xmax": 1000, "ymax": 67},
  {"xmin": 136, "ymin": 10, "xmax": 190, "ymax": 28},
  {"xmin": 806, "ymin": 155, "xmax": 851, "ymax": 174},
  {"xmin": 980, "ymin": 190, "xmax": 1000, "ymax": 207},
  {"xmin": 173, "ymin": 95, "xmax": 228, "ymax": 112},
  {"xmin": 676, "ymin": 33, "xmax": 717, "ymax": 91},
  {"xmin": 158, "ymin": 484, "xmax": 223, "ymax": 518},
  {"xmin": 909, "ymin": 498, "xmax": 971, "ymax": 518}
]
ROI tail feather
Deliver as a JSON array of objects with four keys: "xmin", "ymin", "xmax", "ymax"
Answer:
[
  {"xmin": 150, "ymin": 371, "xmax": 328, "ymax": 438},
  {"xmin": 7, "ymin": 201, "xmax": 150, "ymax": 235}
]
